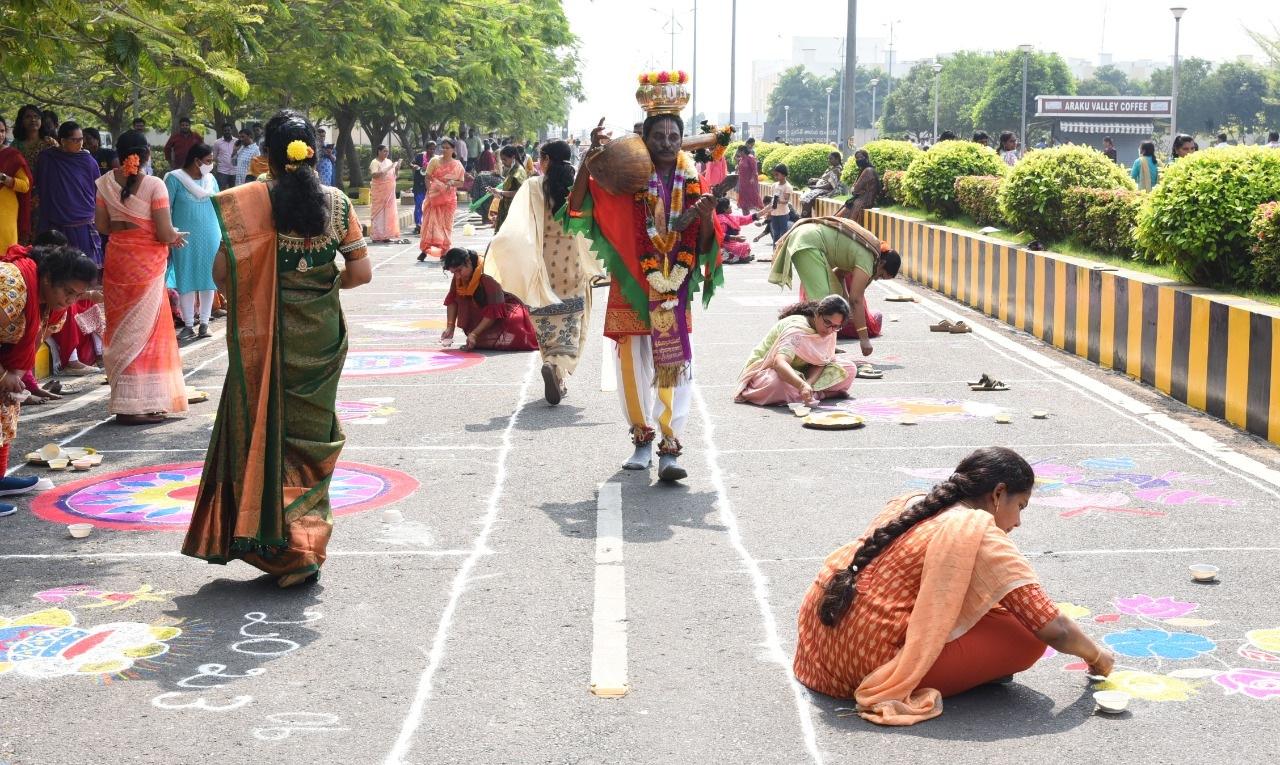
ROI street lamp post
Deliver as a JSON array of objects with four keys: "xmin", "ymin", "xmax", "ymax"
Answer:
[
  {"xmin": 784, "ymin": 105, "xmax": 790, "ymax": 143},
  {"xmin": 885, "ymin": 20, "xmax": 901, "ymax": 107},
  {"xmin": 1170, "ymin": 7, "xmax": 1187, "ymax": 144},
  {"xmin": 825, "ymin": 87, "xmax": 833, "ymax": 144},
  {"xmin": 931, "ymin": 61, "xmax": 943, "ymax": 142},
  {"xmin": 1019, "ymin": 44, "xmax": 1033, "ymax": 158},
  {"xmin": 869, "ymin": 77, "xmax": 880, "ymax": 137},
  {"xmin": 729, "ymin": 0, "xmax": 737, "ymax": 127}
]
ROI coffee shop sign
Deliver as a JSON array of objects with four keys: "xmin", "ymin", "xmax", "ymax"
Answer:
[{"xmin": 1036, "ymin": 96, "xmax": 1172, "ymax": 118}]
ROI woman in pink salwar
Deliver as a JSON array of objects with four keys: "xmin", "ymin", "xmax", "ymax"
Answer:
[
  {"xmin": 367, "ymin": 144, "xmax": 403, "ymax": 243},
  {"xmin": 735, "ymin": 144, "xmax": 762, "ymax": 214},
  {"xmin": 734, "ymin": 296, "xmax": 858, "ymax": 406},
  {"xmin": 418, "ymin": 138, "xmax": 465, "ymax": 261}
]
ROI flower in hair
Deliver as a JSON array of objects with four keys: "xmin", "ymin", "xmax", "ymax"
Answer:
[
  {"xmin": 286, "ymin": 140, "xmax": 312, "ymax": 162},
  {"xmin": 122, "ymin": 154, "xmax": 141, "ymax": 177}
]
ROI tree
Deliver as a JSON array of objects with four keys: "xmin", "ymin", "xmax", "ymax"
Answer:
[
  {"xmin": 1149, "ymin": 58, "xmax": 1217, "ymax": 136},
  {"xmin": 878, "ymin": 61, "xmax": 937, "ymax": 140},
  {"xmin": 934, "ymin": 51, "xmax": 999, "ymax": 138},
  {"xmin": 1209, "ymin": 62, "xmax": 1270, "ymax": 133},
  {"xmin": 1077, "ymin": 65, "xmax": 1140, "ymax": 97},
  {"xmin": 971, "ymin": 51, "xmax": 1074, "ymax": 136},
  {"xmin": 767, "ymin": 66, "xmax": 831, "ymax": 141}
]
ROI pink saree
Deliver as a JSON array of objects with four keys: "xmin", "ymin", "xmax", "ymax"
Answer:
[
  {"xmin": 368, "ymin": 158, "xmax": 400, "ymax": 240},
  {"xmin": 419, "ymin": 157, "xmax": 464, "ymax": 258},
  {"xmin": 734, "ymin": 315, "xmax": 856, "ymax": 405}
]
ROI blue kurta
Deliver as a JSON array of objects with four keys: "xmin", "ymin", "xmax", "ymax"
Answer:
[{"xmin": 164, "ymin": 170, "xmax": 222, "ymax": 292}]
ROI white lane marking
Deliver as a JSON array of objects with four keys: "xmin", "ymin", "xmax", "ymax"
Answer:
[
  {"xmin": 600, "ymin": 336, "xmax": 618, "ymax": 392},
  {"xmin": 720, "ymin": 442, "xmax": 1166, "ymax": 455},
  {"xmin": 590, "ymin": 482, "xmax": 628, "ymax": 698},
  {"xmin": 370, "ymin": 242, "xmax": 420, "ymax": 271},
  {"xmin": 751, "ymin": 546, "xmax": 1280, "ymax": 564},
  {"xmin": 384, "ymin": 352, "xmax": 538, "ymax": 765},
  {"xmin": 0, "ymin": 550, "xmax": 473, "ymax": 560},
  {"xmin": 692, "ymin": 384, "xmax": 823, "ymax": 765},
  {"xmin": 885, "ymin": 281, "xmax": 1280, "ymax": 495}
]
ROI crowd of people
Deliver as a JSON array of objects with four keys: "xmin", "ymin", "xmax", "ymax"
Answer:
[{"xmin": 0, "ymin": 86, "xmax": 1131, "ymax": 727}]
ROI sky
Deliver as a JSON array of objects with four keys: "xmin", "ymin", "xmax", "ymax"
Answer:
[{"xmin": 562, "ymin": 0, "xmax": 1278, "ymax": 133}]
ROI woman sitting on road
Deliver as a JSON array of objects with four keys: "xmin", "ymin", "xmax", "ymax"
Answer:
[
  {"xmin": 794, "ymin": 446, "xmax": 1116, "ymax": 725},
  {"xmin": 440, "ymin": 247, "xmax": 538, "ymax": 352},
  {"xmin": 734, "ymin": 296, "xmax": 858, "ymax": 406},
  {"xmin": 768, "ymin": 216, "xmax": 900, "ymax": 358}
]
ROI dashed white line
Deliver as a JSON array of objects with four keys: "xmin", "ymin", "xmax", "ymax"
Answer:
[{"xmin": 590, "ymin": 481, "xmax": 628, "ymax": 698}]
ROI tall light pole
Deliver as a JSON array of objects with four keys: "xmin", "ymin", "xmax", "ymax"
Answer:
[
  {"xmin": 839, "ymin": 0, "xmax": 857, "ymax": 150},
  {"xmin": 729, "ymin": 0, "xmax": 737, "ymax": 127},
  {"xmin": 885, "ymin": 19, "xmax": 901, "ymax": 105},
  {"xmin": 869, "ymin": 77, "xmax": 880, "ymax": 137},
  {"xmin": 691, "ymin": 0, "xmax": 697, "ymax": 132},
  {"xmin": 1170, "ymin": 7, "xmax": 1187, "ymax": 144},
  {"xmin": 1019, "ymin": 44, "xmax": 1033, "ymax": 157},
  {"xmin": 931, "ymin": 61, "xmax": 943, "ymax": 142},
  {"xmin": 825, "ymin": 87, "xmax": 834, "ymax": 143},
  {"xmin": 784, "ymin": 104, "xmax": 790, "ymax": 143}
]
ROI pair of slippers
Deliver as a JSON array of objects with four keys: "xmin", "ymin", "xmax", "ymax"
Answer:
[
  {"xmin": 929, "ymin": 319, "xmax": 972, "ymax": 334},
  {"xmin": 969, "ymin": 373, "xmax": 1009, "ymax": 391}
]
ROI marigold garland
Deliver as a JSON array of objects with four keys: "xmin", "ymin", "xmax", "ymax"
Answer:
[
  {"xmin": 121, "ymin": 154, "xmax": 141, "ymax": 177},
  {"xmin": 634, "ymin": 152, "xmax": 702, "ymax": 297}
]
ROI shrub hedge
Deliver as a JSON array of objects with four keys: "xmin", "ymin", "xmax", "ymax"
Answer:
[
  {"xmin": 1062, "ymin": 187, "xmax": 1146, "ymax": 257},
  {"xmin": 1136, "ymin": 147, "xmax": 1280, "ymax": 284},
  {"xmin": 902, "ymin": 141, "xmax": 1006, "ymax": 215},
  {"xmin": 841, "ymin": 139, "xmax": 922, "ymax": 186},
  {"xmin": 1250, "ymin": 202, "xmax": 1280, "ymax": 291},
  {"xmin": 998, "ymin": 145, "xmax": 1134, "ymax": 242},
  {"xmin": 782, "ymin": 144, "xmax": 840, "ymax": 188},
  {"xmin": 881, "ymin": 170, "xmax": 907, "ymax": 205},
  {"xmin": 953, "ymin": 176, "xmax": 1005, "ymax": 227},
  {"xmin": 752, "ymin": 142, "xmax": 786, "ymax": 171}
]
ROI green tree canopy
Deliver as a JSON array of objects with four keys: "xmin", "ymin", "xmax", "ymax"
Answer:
[{"xmin": 971, "ymin": 51, "xmax": 1075, "ymax": 136}]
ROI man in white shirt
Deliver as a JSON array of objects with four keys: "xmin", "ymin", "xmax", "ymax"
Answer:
[
  {"xmin": 1214, "ymin": 133, "xmax": 1230, "ymax": 148},
  {"xmin": 1266, "ymin": 131, "xmax": 1280, "ymax": 149},
  {"xmin": 212, "ymin": 124, "xmax": 237, "ymax": 189},
  {"xmin": 451, "ymin": 132, "xmax": 468, "ymax": 166}
]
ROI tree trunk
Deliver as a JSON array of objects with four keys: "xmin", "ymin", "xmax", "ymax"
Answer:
[
  {"xmin": 333, "ymin": 107, "xmax": 362, "ymax": 189},
  {"xmin": 166, "ymin": 88, "xmax": 195, "ymax": 133}
]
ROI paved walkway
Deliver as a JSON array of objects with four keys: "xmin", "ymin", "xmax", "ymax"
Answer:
[{"xmin": 3, "ymin": 215, "xmax": 1279, "ymax": 764}]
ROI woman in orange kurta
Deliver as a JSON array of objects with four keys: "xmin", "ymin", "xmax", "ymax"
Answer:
[
  {"xmin": 95, "ymin": 132, "xmax": 189, "ymax": 424},
  {"xmin": 418, "ymin": 139, "xmax": 465, "ymax": 259},
  {"xmin": 793, "ymin": 446, "xmax": 1116, "ymax": 725}
]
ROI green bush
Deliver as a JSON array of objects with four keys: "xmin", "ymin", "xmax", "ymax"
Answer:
[
  {"xmin": 1249, "ymin": 202, "xmax": 1280, "ymax": 291},
  {"xmin": 1062, "ymin": 187, "xmax": 1146, "ymax": 257},
  {"xmin": 954, "ymin": 176, "xmax": 1005, "ymax": 227},
  {"xmin": 999, "ymin": 145, "xmax": 1134, "ymax": 241},
  {"xmin": 760, "ymin": 145, "xmax": 793, "ymax": 176},
  {"xmin": 1136, "ymin": 147, "xmax": 1280, "ymax": 284},
  {"xmin": 781, "ymin": 143, "xmax": 840, "ymax": 188},
  {"xmin": 881, "ymin": 170, "xmax": 906, "ymax": 205},
  {"xmin": 902, "ymin": 141, "xmax": 1006, "ymax": 215},
  {"xmin": 752, "ymin": 142, "xmax": 786, "ymax": 171},
  {"xmin": 841, "ymin": 139, "xmax": 922, "ymax": 186}
]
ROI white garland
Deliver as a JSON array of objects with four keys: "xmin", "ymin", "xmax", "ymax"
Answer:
[{"xmin": 647, "ymin": 267, "xmax": 689, "ymax": 295}]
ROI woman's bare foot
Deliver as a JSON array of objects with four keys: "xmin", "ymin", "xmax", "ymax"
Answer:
[{"xmin": 277, "ymin": 571, "xmax": 319, "ymax": 588}]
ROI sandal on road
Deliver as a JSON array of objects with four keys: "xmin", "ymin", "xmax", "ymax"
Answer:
[
  {"xmin": 949, "ymin": 321, "xmax": 973, "ymax": 334},
  {"xmin": 929, "ymin": 319, "xmax": 954, "ymax": 332},
  {"xmin": 969, "ymin": 375, "xmax": 1009, "ymax": 392}
]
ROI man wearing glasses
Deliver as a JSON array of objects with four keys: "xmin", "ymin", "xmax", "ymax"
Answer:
[{"xmin": 33, "ymin": 121, "xmax": 102, "ymax": 265}]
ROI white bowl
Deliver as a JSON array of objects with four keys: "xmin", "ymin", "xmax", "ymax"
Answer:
[
  {"xmin": 1189, "ymin": 563, "xmax": 1220, "ymax": 582},
  {"xmin": 1093, "ymin": 690, "xmax": 1131, "ymax": 713},
  {"xmin": 39, "ymin": 443, "xmax": 63, "ymax": 461},
  {"xmin": 67, "ymin": 523, "xmax": 93, "ymax": 539},
  {"xmin": 382, "ymin": 508, "xmax": 404, "ymax": 523},
  {"xmin": 47, "ymin": 458, "xmax": 69, "ymax": 470}
]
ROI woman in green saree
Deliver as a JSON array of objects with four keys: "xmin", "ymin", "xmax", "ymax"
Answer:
[{"xmin": 182, "ymin": 111, "xmax": 373, "ymax": 588}]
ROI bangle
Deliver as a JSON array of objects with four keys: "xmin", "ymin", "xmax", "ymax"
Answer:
[{"xmin": 854, "ymin": 326, "xmax": 868, "ymax": 333}]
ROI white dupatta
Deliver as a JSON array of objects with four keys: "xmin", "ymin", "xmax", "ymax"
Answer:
[{"xmin": 484, "ymin": 176, "xmax": 601, "ymax": 309}]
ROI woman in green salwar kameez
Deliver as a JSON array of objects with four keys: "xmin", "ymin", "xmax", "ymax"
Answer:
[{"xmin": 182, "ymin": 111, "xmax": 373, "ymax": 588}]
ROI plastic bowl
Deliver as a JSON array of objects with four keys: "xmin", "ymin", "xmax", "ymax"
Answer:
[
  {"xmin": 71, "ymin": 458, "xmax": 94, "ymax": 471},
  {"xmin": 47, "ymin": 458, "xmax": 69, "ymax": 470},
  {"xmin": 1093, "ymin": 690, "xmax": 1131, "ymax": 713},
  {"xmin": 39, "ymin": 443, "xmax": 63, "ymax": 461},
  {"xmin": 67, "ymin": 523, "xmax": 93, "ymax": 539},
  {"xmin": 1189, "ymin": 563, "xmax": 1220, "ymax": 582}
]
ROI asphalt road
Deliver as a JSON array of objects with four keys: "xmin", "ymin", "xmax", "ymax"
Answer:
[{"xmin": 2, "ymin": 219, "xmax": 1278, "ymax": 765}]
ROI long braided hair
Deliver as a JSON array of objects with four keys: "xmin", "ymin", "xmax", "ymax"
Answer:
[{"xmin": 817, "ymin": 446, "xmax": 1036, "ymax": 628}]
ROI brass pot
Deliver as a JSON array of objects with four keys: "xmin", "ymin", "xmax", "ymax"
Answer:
[{"xmin": 587, "ymin": 133, "xmax": 721, "ymax": 196}]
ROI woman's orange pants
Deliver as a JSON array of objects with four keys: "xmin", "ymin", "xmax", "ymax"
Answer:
[{"xmin": 918, "ymin": 608, "xmax": 1048, "ymax": 697}]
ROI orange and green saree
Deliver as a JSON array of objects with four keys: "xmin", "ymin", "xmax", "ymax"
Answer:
[{"xmin": 183, "ymin": 181, "xmax": 368, "ymax": 579}]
